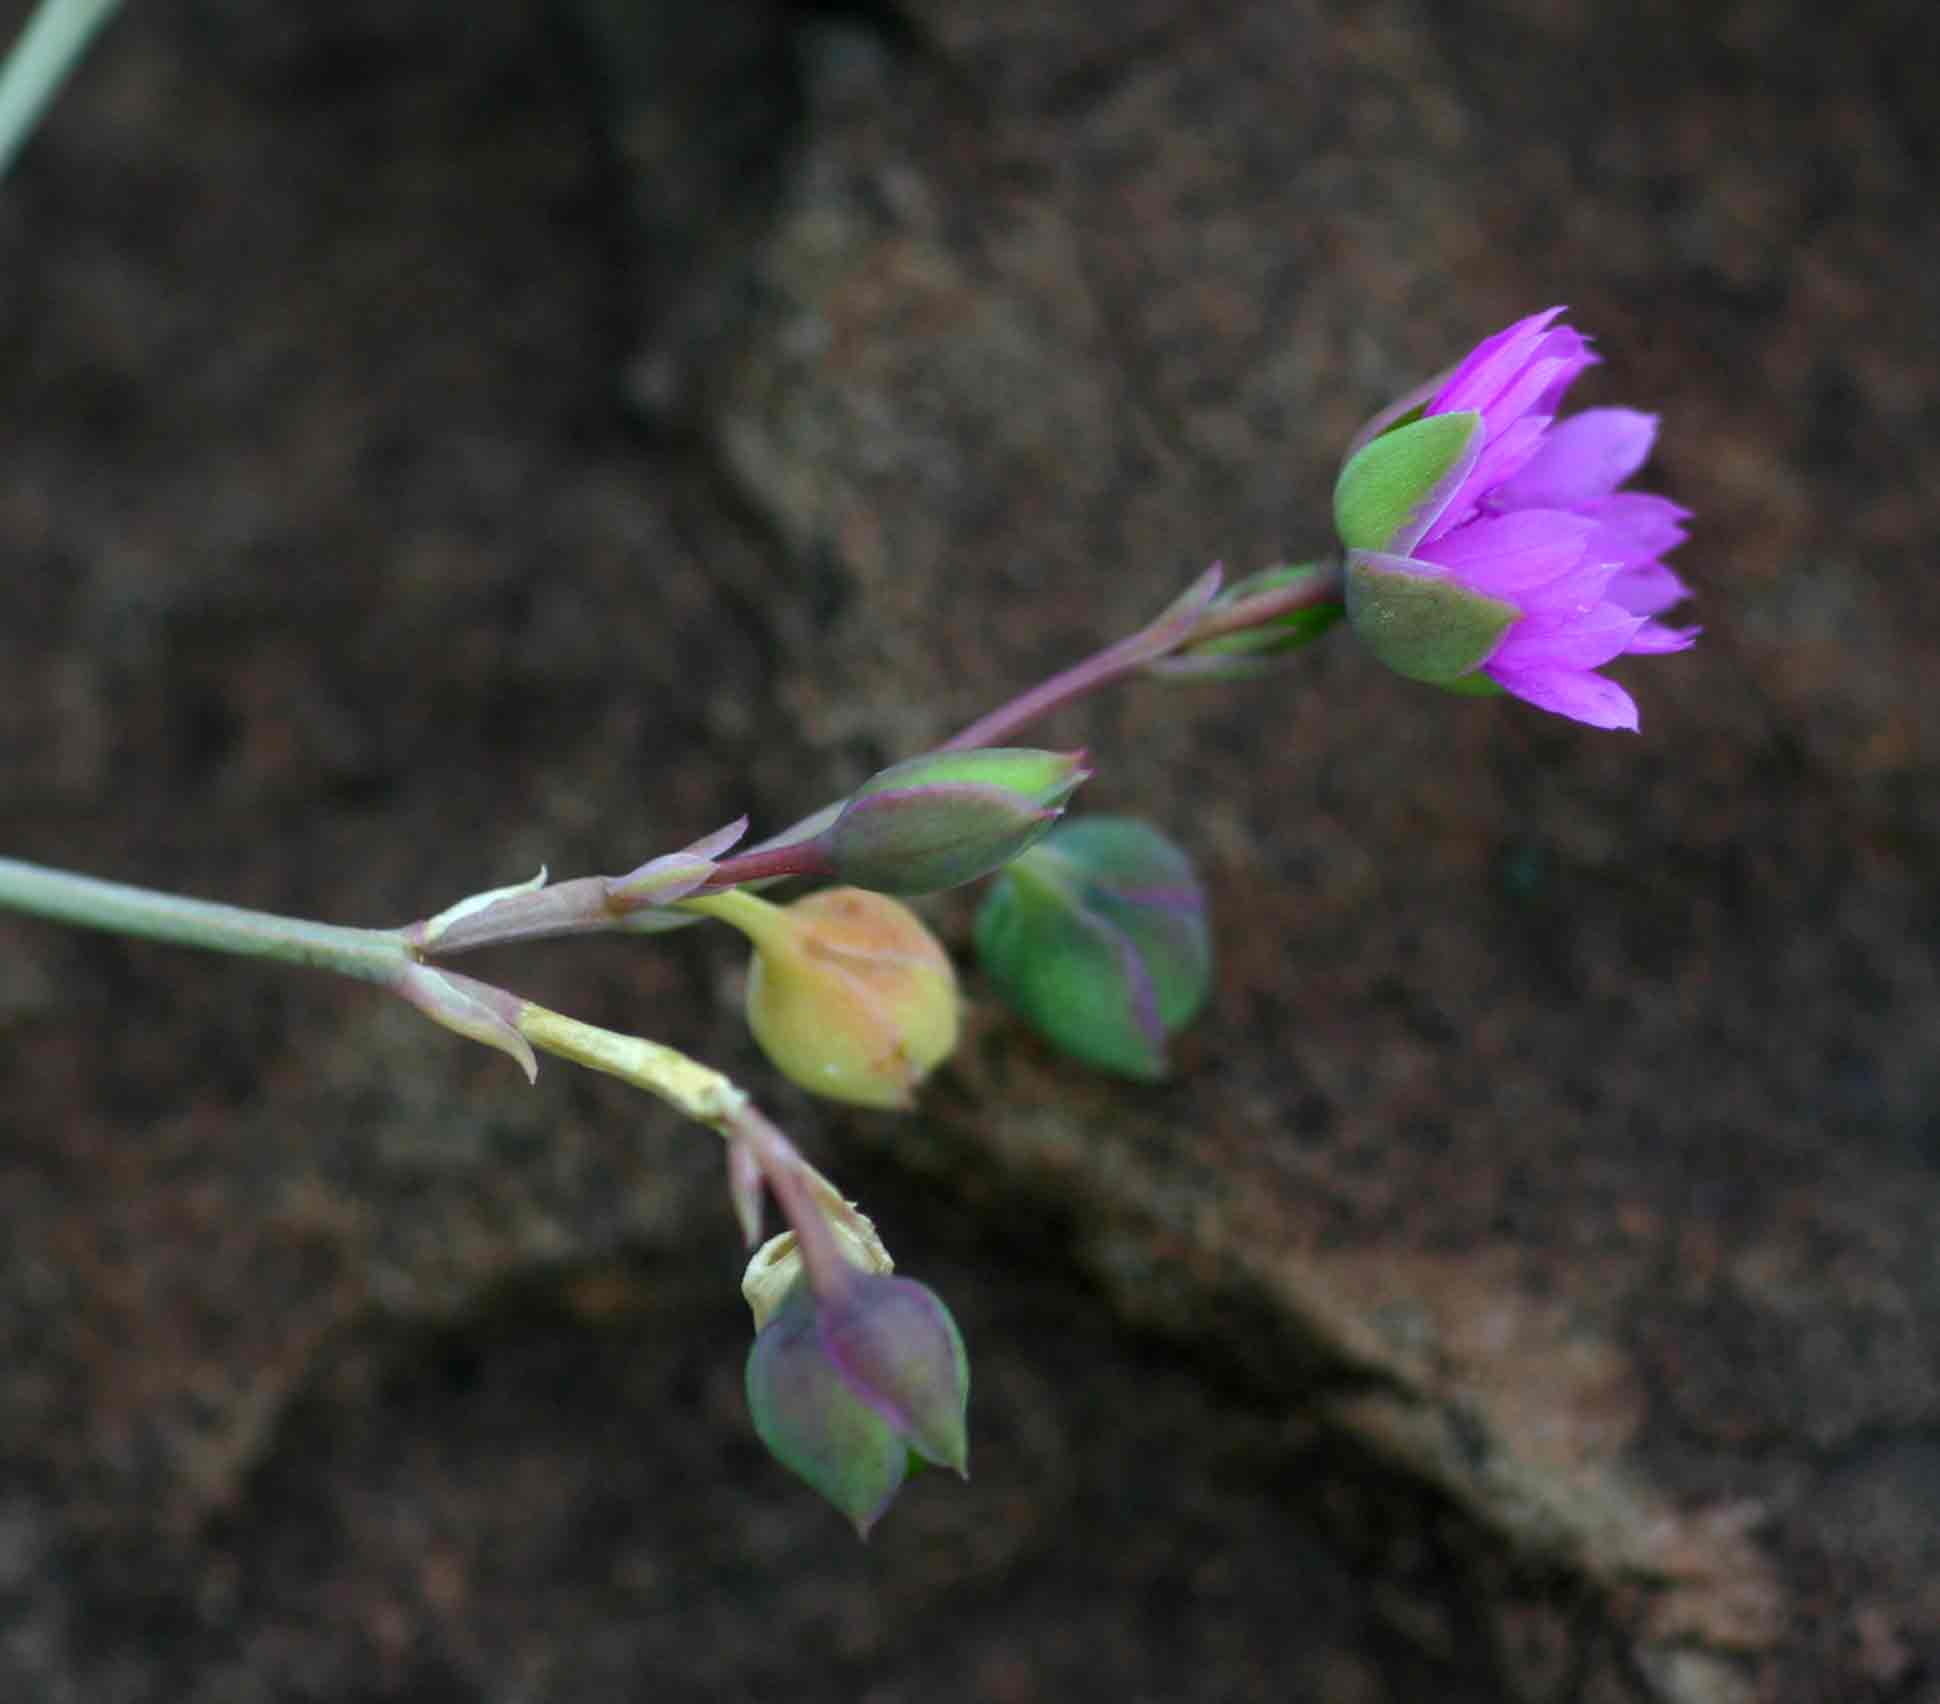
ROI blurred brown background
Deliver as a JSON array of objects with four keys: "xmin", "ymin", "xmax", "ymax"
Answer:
[{"xmin": 1, "ymin": 1, "xmax": 1935, "ymax": 1699}]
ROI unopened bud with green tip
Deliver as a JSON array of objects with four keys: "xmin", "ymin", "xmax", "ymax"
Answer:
[
  {"xmin": 817, "ymin": 748, "xmax": 1090, "ymax": 895},
  {"xmin": 975, "ymin": 816, "xmax": 1211, "ymax": 1080},
  {"xmin": 746, "ymin": 1280, "xmax": 912, "ymax": 1537},
  {"xmin": 689, "ymin": 885, "xmax": 959, "ymax": 1108},
  {"xmin": 743, "ymin": 1227, "xmax": 970, "ymax": 1536}
]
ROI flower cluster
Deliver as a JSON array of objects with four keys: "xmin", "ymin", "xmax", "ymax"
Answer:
[{"xmin": 0, "ymin": 275, "xmax": 1712, "ymax": 1542}]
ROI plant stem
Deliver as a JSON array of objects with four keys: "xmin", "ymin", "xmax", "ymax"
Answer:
[
  {"xmin": 0, "ymin": 854, "xmax": 413, "ymax": 985},
  {"xmin": 700, "ymin": 839, "xmax": 833, "ymax": 890},
  {"xmin": 675, "ymin": 886, "xmax": 791, "ymax": 947},
  {"xmin": 512, "ymin": 1001, "xmax": 875, "ymax": 1267},
  {"xmin": 936, "ymin": 564, "xmax": 1224, "ymax": 752},
  {"xmin": 1181, "ymin": 560, "xmax": 1343, "ymax": 647},
  {"xmin": 514, "ymin": 1002, "xmax": 751, "ymax": 1129},
  {"xmin": 0, "ymin": 0, "xmax": 123, "ymax": 178},
  {"xmin": 939, "ymin": 559, "xmax": 1344, "ymax": 747}
]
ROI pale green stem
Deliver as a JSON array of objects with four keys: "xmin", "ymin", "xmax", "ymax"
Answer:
[
  {"xmin": 676, "ymin": 886, "xmax": 793, "ymax": 949},
  {"xmin": 513, "ymin": 1001, "xmax": 874, "ymax": 1282},
  {"xmin": 0, "ymin": 854, "xmax": 413, "ymax": 986},
  {"xmin": 0, "ymin": 0, "xmax": 124, "ymax": 178}
]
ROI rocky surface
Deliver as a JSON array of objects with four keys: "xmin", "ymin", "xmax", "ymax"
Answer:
[{"xmin": 2, "ymin": 0, "xmax": 1936, "ymax": 1699}]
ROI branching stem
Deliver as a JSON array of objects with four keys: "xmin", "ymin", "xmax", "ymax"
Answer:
[{"xmin": 0, "ymin": 855, "xmax": 412, "ymax": 985}]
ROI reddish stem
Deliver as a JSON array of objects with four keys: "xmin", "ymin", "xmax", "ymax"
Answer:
[
  {"xmin": 939, "ymin": 564, "xmax": 1224, "ymax": 751},
  {"xmin": 701, "ymin": 839, "xmax": 834, "ymax": 892},
  {"xmin": 1180, "ymin": 560, "xmax": 1343, "ymax": 647}
]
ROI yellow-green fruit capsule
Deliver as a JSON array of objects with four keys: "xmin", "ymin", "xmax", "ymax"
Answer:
[{"xmin": 741, "ymin": 887, "xmax": 959, "ymax": 1109}]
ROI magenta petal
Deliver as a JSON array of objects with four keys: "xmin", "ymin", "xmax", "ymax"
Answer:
[
  {"xmin": 1585, "ymin": 492, "xmax": 1690, "ymax": 571},
  {"xmin": 1417, "ymin": 510, "xmax": 1593, "ymax": 594},
  {"xmin": 1486, "ymin": 664, "xmax": 1640, "ymax": 731},
  {"xmin": 1430, "ymin": 308, "xmax": 1566, "ymax": 417},
  {"xmin": 1509, "ymin": 558, "xmax": 1624, "ymax": 616},
  {"xmin": 1493, "ymin": 409, "xmax": 1659, "ymax": 509},
  {"xmin": 1532, "ymin": 334, "xmax": 1598, "ymax": 412},
  {"xmin": 1490, "ymin": 604, "xmax": 1644, "ymax": 672},
  {"xmin": 1476, "ymin": 354, "xmax": 1575, "ymax": 439},
  {"xmin": 1428, "ymin": 415, "xmax": 1552, "ymax": 538},
  {"xmin": 1605, "ymin": 560, "xmax": 1692, "ymax": 617},
  {"xmin": 1625, "ymin": 620, "xmax": 1700, "ymax": 654}
]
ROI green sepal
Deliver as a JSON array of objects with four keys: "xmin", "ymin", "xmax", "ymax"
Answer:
[
  {"xmin": 818, "ymin": 1275, "xmax": 970, "ymax": 1476},
  {"xmin": 1344, "ymin": 549, "xmax": 1518, "ymax": 685},
  {"xmin": 1332, "ymin": 410, "xmax": 1482, "ymax": 555}
]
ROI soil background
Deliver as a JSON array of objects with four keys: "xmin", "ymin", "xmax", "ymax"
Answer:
[{"xmin": 3, "ymin": 2, "xmax": 1938, "ymax": 1700}]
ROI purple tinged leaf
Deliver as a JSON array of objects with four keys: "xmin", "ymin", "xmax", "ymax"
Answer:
[
  {"xmin": 396, "ymin": 964, "xmax": 538, "ymax": 1083},
  {"xmin": 609, "ymin": 817, "xmax": 750, "ymax": 908},
  {"xmin": 727, "ymin": 1140, "xmax": 766, "ymax": 1248}
]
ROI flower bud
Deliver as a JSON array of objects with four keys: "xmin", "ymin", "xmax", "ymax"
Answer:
[
  {"xmin": 974, "ymin": 816, "xmax": 1211, "ymax": 1080},
  {"xmin": 744, "ymin": 1261, "xmax": 971, "ymax": 1537},
  {"xmin": 741, "ymin": 887, "xmax": 959, "ymax": 1108},
  {"xmin": 820, "ymin": 749, "xmax": 1090, "ymax": 895},
  {"xmin": 745, "ymin": 1280, "xmax": 911, "ymax": 1536}
]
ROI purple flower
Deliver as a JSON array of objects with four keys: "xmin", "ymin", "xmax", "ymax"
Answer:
[{"xmin": 1336, "ymin": 308, "xmax": 1697, "ymax": 730}]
